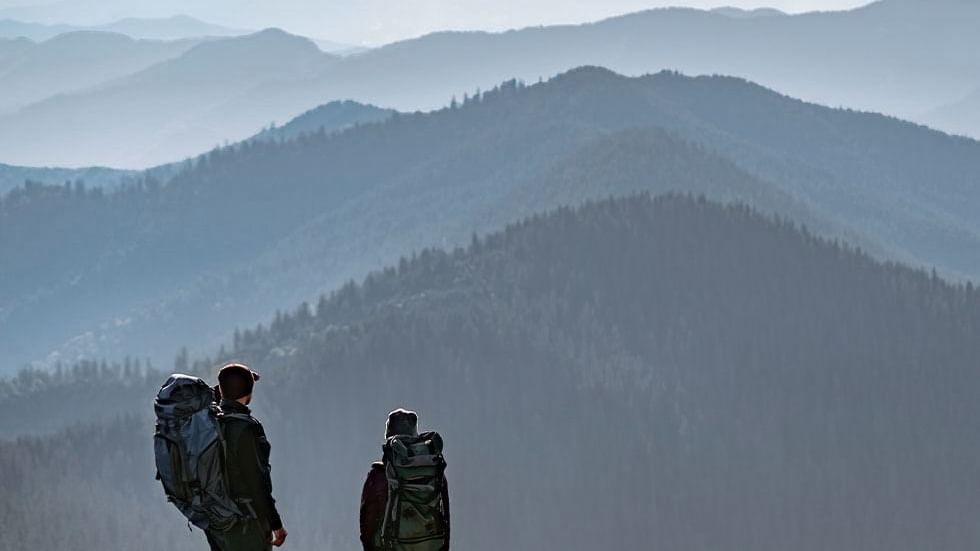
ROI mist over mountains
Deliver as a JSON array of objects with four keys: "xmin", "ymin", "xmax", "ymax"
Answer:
[
  {"xmin": 1, "ymin": 3, "xmax": 977, "ymax": 549},
  {"xmin": 0, "ymin": 29, "xmax": 342, "ymax": 167},
  {"xmin": 3, "ymin": 195, "xmax": 979, "ymax": 550},
  {"xmin": 0, "ymin": 14, "xmax": 248, "ymax": 41},
  {"xmin": 0, "ymin": 100, "xmax": 392, "ymax": 196},
  {"xmin": 925, "ymin": 87, "xmax": 980, "ymax": 139},
  {"xmin": 4, "ymin": 67, "xmax": 980, "ymax": 378},
  {"xmin": 1, "ymin": 0, "xmax": 980, "ymax": 167},
  {"xmin": 0, "ymin": 31, "xmax": 202, "ymax": 114}
]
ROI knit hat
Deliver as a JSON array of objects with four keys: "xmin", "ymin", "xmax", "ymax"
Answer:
[
  {"xmin": 217, "ymin": 363, "xmax": 261, "ymax": 401},
  {"xmin": 385, "ymin": 408, "xmax": 419, "ymax": 438}
]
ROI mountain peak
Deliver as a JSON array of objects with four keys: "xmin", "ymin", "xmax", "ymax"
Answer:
[
  {"xmin": 40, "ymin": 30, "xmax": 134, "ymax": 47},
  {"xmin": 549, "ymin": 65, "xmax": 625, "ymax": 84},
  {"xmin": 177, "ymin": 28, "xmax": 323, "ymax": 64}
]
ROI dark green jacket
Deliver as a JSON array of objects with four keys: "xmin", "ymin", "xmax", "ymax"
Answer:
[{"xmin": 220, "ymin": 399, "xmax": 284, "ymax": 531}]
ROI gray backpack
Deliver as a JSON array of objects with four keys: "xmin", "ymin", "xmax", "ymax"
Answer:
[
  {"xmin": 153, "ymin": 374, "xmax": 246, "ymax": 532},
  {"xmin": 380, "ymin": 431, "xmax": 448, "ymax": 551}
]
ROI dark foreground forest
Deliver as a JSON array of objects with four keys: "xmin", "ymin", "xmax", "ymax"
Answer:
[{"xmin": 3, "ymin": 195, "xmax": 980, "ymax": 550}]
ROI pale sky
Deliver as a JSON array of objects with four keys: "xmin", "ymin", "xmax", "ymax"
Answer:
[{"xmin": 0, "ymin": 0, "xmax": 874, "ymax": 45}]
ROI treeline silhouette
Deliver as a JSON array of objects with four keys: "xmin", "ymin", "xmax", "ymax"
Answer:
[
  {"xmin": 0, "ymin": 358, "xmax": 162, "ymax": 435},
  {"xmin": 2, "ymin": 194, "xmax": 979, "ymax": 551}
]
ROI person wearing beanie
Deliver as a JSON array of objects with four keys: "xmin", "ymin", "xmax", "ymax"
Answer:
[
  {"xmin": 359, "ymin": 409, "xmax": 450, "ymax": 551},
  {"xmin": 206, "ymin": 363, "xmax": 288, "ymax": 551}
]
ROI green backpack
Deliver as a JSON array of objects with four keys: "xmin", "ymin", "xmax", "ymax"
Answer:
[{"xmin": 379, "ymin": 431, "xmax": 448, "ymax": 551}]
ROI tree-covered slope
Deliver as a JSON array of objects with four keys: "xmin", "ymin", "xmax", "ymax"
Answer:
[
  {"xmin": 251, "ymin": 100, "xmax": 395, "ymax": 142},
  {"xmin": 2, "ymin": 195, "xmax": 979, "ymax": 550},
  {"xmin": 0, "ymin": 100, "xmax": 395, "ymax": 196},
  {"xmin": 0, "ymin": 164, "xmax": 135, "ymax": 196},
  {"xmin": 4, "ymin": 67, "xmax": 980, "ymax": 375}
]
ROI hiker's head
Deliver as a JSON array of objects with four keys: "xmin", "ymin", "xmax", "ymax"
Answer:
[
  {"xmin": 385, "ymin": 408, "xmax": 419, "ymax": 438},
  {"xmin": 217, "ymin": 363, "xmax": 261, "ymax": 404}
]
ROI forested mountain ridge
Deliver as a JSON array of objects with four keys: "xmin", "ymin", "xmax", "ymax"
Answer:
[
  {"xmin": 251, "ymin": 100, "xmax": 396, "ymax": 142},
  {"xmin": 3, "ymin": 194, "xmax": 979, "ymax": 550},
  {"xmin": 0, "ymin": 164, "xmax": 135, "ymax": 196},
  {"xmin": 0, "ymin": 99, "xmax": 393, "ymax": 195},
  {"xmin": 4, "ymin": 67, "xmax": 980, "ymax": 376}
]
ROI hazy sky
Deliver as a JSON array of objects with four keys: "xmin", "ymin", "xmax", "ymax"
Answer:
[{"xmin": 0, "ymin": 0, "xmax": 873, "ymax": 45}]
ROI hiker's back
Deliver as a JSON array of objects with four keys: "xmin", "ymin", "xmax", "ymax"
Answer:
[
  {"xmin": 381, "ymin": 431, "xmax": 449, "ymax": 551},
  {"xmin": 218, "ymin": 402, "xmax": 274, "ymax": 519},
  {"xmin": 361, "ymin": 409, "xmax": 449, "ymax": 551}
]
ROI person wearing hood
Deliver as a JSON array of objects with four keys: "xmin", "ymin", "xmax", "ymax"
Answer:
[{"xmin": 359, "ymin": 409, "xmax": 450, "ymax": 551}]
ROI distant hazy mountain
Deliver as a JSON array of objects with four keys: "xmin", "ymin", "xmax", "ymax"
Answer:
[
  {"xmin": 0, "ymin": 36, "xmax": 31, "ymax": 67},
  {"xmin": 296, "ymin": 0, "xmax": 980, "ymax": 125},
  {"xmin": 4, "ymin": 68, "xmax": 980, "ymax": 375},
  {"xmin": 93, "ymin": 15, "xmax": 248, "ymax": 40},
  {"xmin": 0, "ymin": 19, "xmax": 75, "ymax": 41},
  {"xmin": 3, "ymin": 0, "xmax": 980, "ymax": 167},
  {"xmin": 922, "ymin": 87, "xmax": 980, "ymax": 139},
  {"xmin": 0, "ymin": 31, "xmax": 200, "ymax": 114},
  {"xmin": 0, "ymin": 15, "xmax": 247, "ymax": 42},
  {"xmin": 0, "ymin": 29, "xmax": 338, "ymax": 167},
  {"xmin": 4, "ymin": 195, "xmax": 979, "ymax": 550},
  {"xmin": 251, "ymin": 100, "xmax": 395, "ymax": 142}
]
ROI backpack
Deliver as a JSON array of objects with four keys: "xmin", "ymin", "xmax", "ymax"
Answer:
[
  {"xmin": 153, "ymin": 373, "xmax": 246, "ymax": 532},
  {"xmin": 380, "ymin": 431, "xmax": 448, "ymax": 551}
]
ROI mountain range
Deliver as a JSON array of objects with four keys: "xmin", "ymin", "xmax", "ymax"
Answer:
[
  {"xmin": 4, "ymin": 67, "xmax": 980, "ymax": 376},
  {"xmin": 0, "ymin": 14, "xmax": 248, "ymax": 41},
  {"xmin": 0, "ymin": 29, "xmax": 339, "ymax": 167},
  {"xmin": 0, "ymin": 99, "xmax": 393, "ymax": 196},
  {"xmin": 0, "ymin": 31, "xmax": 202, "ymax": 114},
  {"xmin": 2, "ymin": 0, "xmax": 980, "ymax": 167},
  {"xmin": 2, "ymin": 4, "xmax": 977, "ymax": 548},
  {"xmin": 3, "ymin": 194, "xmax": 979, "ymax": 550}
]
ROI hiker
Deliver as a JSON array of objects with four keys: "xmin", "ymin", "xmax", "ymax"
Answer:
[
  {"xmin": 208, "ymin": 363, "xmax": 288, "ymax": 550},
  {"xmin": 154, "ymin": 364, "xmax": 287, "ymax": 550},
  {"xmin": 360, "ymin": 409, "xmax": 450, "ymax": 551}
]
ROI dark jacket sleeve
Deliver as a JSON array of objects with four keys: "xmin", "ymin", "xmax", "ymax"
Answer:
[
  {"xmin": 233, "ymin": 422, "xmax": 283, "ymax": 531},
  {"xmin": 441, "ymin": 474, "xmax": 450, "ymax": 551},
  {"xmin": 360, "ymin": 464, "xmax": 387, "ymax": 551}
]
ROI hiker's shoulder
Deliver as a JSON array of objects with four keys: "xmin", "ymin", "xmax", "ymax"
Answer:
[
  {"xmin": 364, "ymin": 462, "xmax": 387, "ymax": 490},
  {"xmin": 366, "ymin": 461, "xmax": 386, "ymax": 479},
  {"xmin": 220, "ymin": 412, "xmax": 263, "ymax": 438},
  {"xmin": 221, "ymin": 411, "xmax": 260, "ymax": 425}
]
